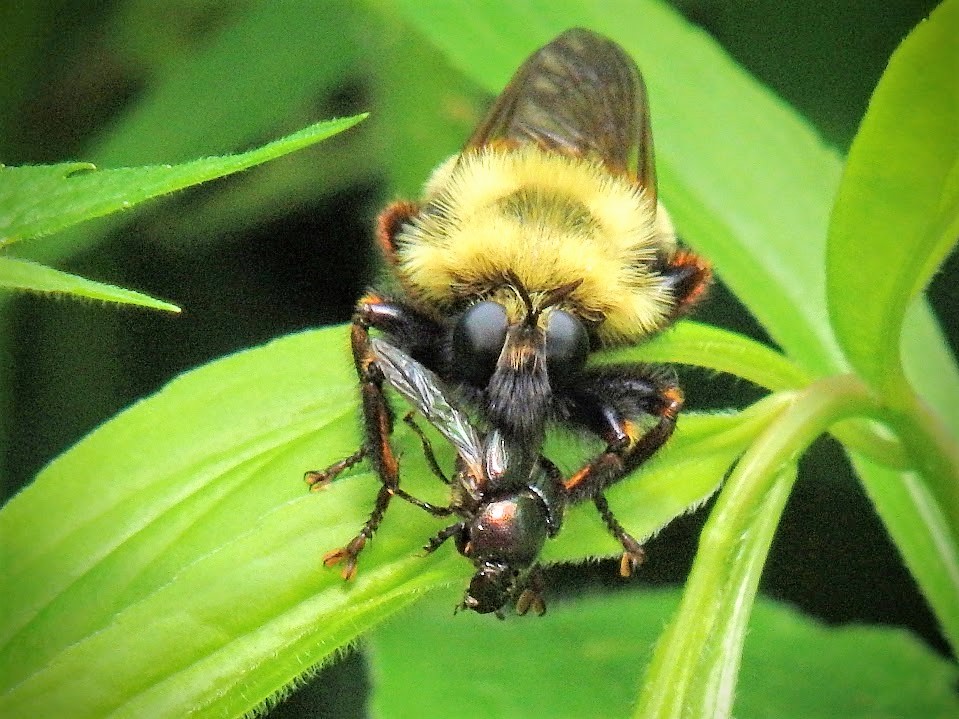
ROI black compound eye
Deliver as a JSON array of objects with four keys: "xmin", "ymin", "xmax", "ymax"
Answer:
[
  {"xmin": 546, "ymin": 310, "xmax": 589, "ymax": 384},
  {"xmin": 453, "ymin": 301, "xmax": 508, "ymax": 386}
]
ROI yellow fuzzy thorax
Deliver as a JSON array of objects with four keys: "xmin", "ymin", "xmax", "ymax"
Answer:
[{"xmin": 394, "ymin": 145, "xmax": 679, "ymax": 345}]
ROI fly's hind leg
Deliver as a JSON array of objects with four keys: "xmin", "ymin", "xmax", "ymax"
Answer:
[{"xmin": 594, "ymin": 493, "xmax": 646, "ymax": 577}]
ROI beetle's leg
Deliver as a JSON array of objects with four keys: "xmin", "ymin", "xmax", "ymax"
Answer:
[
  {"xmin": 423, "ymin": 522, "xmax": 464, "ymax": 555},
  {"xmin": 392, "ymin": 487, "xmax": 454, "ymax": 517},
  {"xmin": 403, "ymin": 412, "xmax": 451, "ymax": 484}
]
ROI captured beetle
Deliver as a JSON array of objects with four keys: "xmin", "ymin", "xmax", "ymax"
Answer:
[{"xmin": 309, "ymin": 339, "xmax": 645, "ymax": 616}]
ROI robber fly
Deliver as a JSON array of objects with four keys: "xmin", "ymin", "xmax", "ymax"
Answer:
[{"xmin": 307, "ymin": 28, "xmax": 710, "ymax": 613}]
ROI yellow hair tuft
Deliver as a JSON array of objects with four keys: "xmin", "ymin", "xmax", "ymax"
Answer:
[{"xmin": 395, "ymin": 145, "xmax": 679, "ymax": 345}]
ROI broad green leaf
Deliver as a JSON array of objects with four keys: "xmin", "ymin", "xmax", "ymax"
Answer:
[
  {"xmin": 0, "ymin": 256, "xmax": 179, "ymax": 312},
  {"xmin": 368, "ymin": 589, "xmax": 959, "ymax": 719},
  {"xmin": 0, "ymin": 327, "xmax": 747, "ymax": 719},
  {"xmin": 827, "ymin": 0, "xmax": 959, "ymax": 399},
  {"xmin": 0, "ymin": 115, "xmax": 366, "ymax": 248}
]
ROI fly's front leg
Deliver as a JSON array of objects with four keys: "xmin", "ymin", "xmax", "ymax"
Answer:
[
  {"xmin": 321, "ymin": 293, "xmax": 445, "ymax": 580},
  {"xmin": 304, "ymin": 447, "xmax": 366, "ymax": 490},
  {"xmin": 561, "ymin": 365, "xmax": 682, "ymax": 573}
]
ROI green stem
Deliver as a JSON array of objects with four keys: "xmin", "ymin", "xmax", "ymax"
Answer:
[
  {"xmin": 635, "ymin": 375, "xmax": 879, "ymax": 719},
  {"xmin": 890, "ymin": 391, "xmax": 959, "ymax": 537}
]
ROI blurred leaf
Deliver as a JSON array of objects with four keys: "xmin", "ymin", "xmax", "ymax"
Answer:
[
  {"xmin": 368, "ymin": 589, "xmax": 959, "ymax": 719},
  {"xmin": 389, "ymin": 0, "xmax": 959, "ymax": 442},
  {"xmin": 0, "ymin": 325, "xmax": 749, "ymax": 719},
  {"xmin": 90, "ymin": 1, "xmax": 364, "ymax": 165},
  {"xmin": 0, "ymin": 256, "xmax": 179, "ymax": 312},
  {"xmin": 827, "ymin": 0, "xmax": 959, "ymax": 400},
  {"xmin": 0, "ymin": 116, "xmax": 365, "ymax": 248},
  {"xmin": 0, "ymin": 5, "xmax": 49, "ymax": 158},
  {"xmin": 368, "ymin": 7, "xmax": 485, "ymax": 198},
  {"xmin": 23, "ymin": 0, "xmax": 371, "ymax": 264}
]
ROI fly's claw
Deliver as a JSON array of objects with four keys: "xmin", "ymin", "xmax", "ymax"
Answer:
[
  {"xmin": 618, "ymin": 535, "xmax": 646, "ymax": 577},
  {"xmin": 304, "ymin": 470, "xmax": 334, "ymax": 491},
  {"xmin": 515, "ymin": 587, "xmax": 547, "ymax": 616},
  {"xmin": 323, "ymin": 535, "xmax": 368, "ymax": 580}
]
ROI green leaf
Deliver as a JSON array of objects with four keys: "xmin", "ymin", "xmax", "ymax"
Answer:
[
  {"xmin": 604, "ymin": 321, "xmax": 811, "ymax": 392},
  {"xmin": 0, "ymin": 256, "xmax": 180, "ymax": 312},
  {"xmin": 0, "ymin": 327, "xmax": 745, "ymax": 719},
  {"xmin": 368, "ymin": 7, "xmax": 487, "ymax": 198},
  {"xmin": 827, "ymin": 0, "xmax": 959, "ymax": 399},
  {"xmin": 368, "ymin": 589, "xmax": 959, "ymax": 719},
  {"xmin": 0, "ymin": 115, "xmax": 366, "ymax": 248}
]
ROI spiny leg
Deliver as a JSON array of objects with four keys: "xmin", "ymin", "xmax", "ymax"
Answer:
[
  {"xmin": 423, "ymin": 522, "xmax": 464, "ymax": 555},
  {"xmin": 594, "ymin": 493, "xmax": 645, "ymax": 577},
  {"xmin": 305, "ymin": 447, "xmax": 366, "ymax": 490},
  {"xmin": 322, "ymin": 295, "xmax": 443, "ymax": 579},
  {"xmin": 323, "ymin": 483, "xmax": 393, "ymax": 580},
  {"xmin": 559, "ymin": 365, "xmax": 680, "ymax": 577},
  {"xmin": 392, "ymin": 487, "xmax": 454, "ymax": 517}
]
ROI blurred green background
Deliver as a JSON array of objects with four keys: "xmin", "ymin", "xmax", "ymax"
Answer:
[{"xmin": 2, "ymin": 1, "xmax": 954, "ymax": 716}]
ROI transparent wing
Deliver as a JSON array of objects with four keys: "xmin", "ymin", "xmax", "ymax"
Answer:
[
  {"xmin": 466, "ymin": 28, "xmax": 656, "ymax": 201},
  {"xmin": 370, "ymin": 338, "xmax": 484, "ymax": 476}
]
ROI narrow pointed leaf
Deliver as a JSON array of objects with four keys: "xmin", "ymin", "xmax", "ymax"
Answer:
[
  {"xmin": 0, "ymin": 115, "xmax": 366, "ymax": 248},
  {"xmin": 0, "ymin": 256, "xmax": 179, "ymax": 311}
]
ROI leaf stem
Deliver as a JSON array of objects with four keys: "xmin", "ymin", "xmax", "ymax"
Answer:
[{"xmin": 635, "ymin": 374, "xmax": 880, "ymax": 719}]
